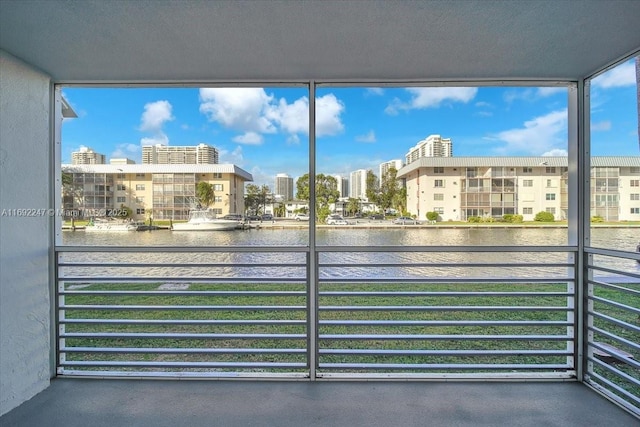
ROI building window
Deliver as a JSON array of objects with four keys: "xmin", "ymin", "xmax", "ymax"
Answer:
[
  {"xmin": 136, "ymin": 208, "xmax": 145, "ymax": 215},
  {"xmin": 434, "ymin": 180, "xmax": 444, "ymax": 188},
  {"xmin": 523, "ymin": 180, "xmax": 533, "ymax": 187},
  {"xmin": 631, "ymin": 208, "xmax": 640, "ymax": 214},
  {"xmin": 522, "ymin": 167, "xmax": 532, "ymax": 173},
  {"xmin": 631, "ymin": 180, "xmax": 640, "ymax": 187},
  {"xmin": 117, "ymin": 184, "xmax": 126, "ymax": 191},
  {"xmin": 135, "ymin": 197, "xmax": 144, "ymax": 204},
  {"xmin": 546, "ymin": 179, "xmax": 554, "ymax": 187},
  {"xmin": 212, "ymin": 172, "xmax": 223, "ymax": 179},
  {"xmin": 214, "ymin": 196, "xmax": 223, "ymax": 203},
  {"xmin": 523, "ymin": 207, "xmax": 533, "ymax": 215},
  {"xmin": 545, "ymin": 193, "xmax": 556, "ymax": 201},
  {"xmin": 630, "ymin": 167, "xmax": 640, "ymax": 174},
  {"xmin": 433, "ymin": 167, "xmax": 444, "ymax": 174},
  {"xmin": 136, "ymin": 184, "xmax": 145, "ymax": 191},
  {"xmin": 135, "ymin": 173, "xmax": 146, "ymax": 178},
  {"xmin": 213, "ymin": 184, "xmax": 224, "ymax": 191},
  {"xmin": 211, "ymin": 208, "xmax": 222, "ymax": 215},
  {"xmin": 434, "ymin": 207, "xmax": 444, "ymax": 214},
  {"xmin": 545, "ymin": 167, "xmax": 556, "ymax": 174},
  {"xmin": 546, "ymin": 207, "xmax": 556, "ymax": 214},
  {"xmin": 433, "ymin": 193, "xmax": 444, "ymax": 201},
  {"xmin": 116, "ymin": 196, "xmax": 126, "ymax": 203},
  {"xmin": 116, "ymin": 173, "xmax": 125, "ymax": 179}
]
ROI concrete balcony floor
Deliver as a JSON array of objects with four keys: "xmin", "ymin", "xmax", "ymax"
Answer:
[{"xmin": 1, "ymin": 379, "xmax": 638, "ymax": 426}]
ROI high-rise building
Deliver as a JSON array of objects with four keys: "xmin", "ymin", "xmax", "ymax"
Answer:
[
  {"xmin": 405, "ymin": 135, "xmax": 452, "ymax": 164},
  {"xmin": 142, "ymin": 143, "xmax": 219, "ymax": 164},
  {"xmin": 274, "ymin": 173, "xmax": 294, "ymax": 201},
  {"xmin": 71, "ymin": 147, "xmax": 106, "ymax": 165},
  {"xmin": 334, "ymin": 175, "xmax": 349, "ymax": 199},
  {"xmin": 349, "ymin": 169, "xmax": 368, "ymax": 200},
  {"xmin": 379, "ymin": 159, "xmax": 403, "ymax": 181}
]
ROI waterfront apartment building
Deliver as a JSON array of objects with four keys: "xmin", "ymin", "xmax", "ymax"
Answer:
[
  {"xmin": 71, "ymin": 147, "xmax": 106, "ymax": 165},
  {"xmin": 349, "ymin": 169, "xmax": 368, "ymax": 201},
  {"xmin": 274, "ymin": 173, "xmax": 294, "ymax": 201},
  {"xmin": 142, "ymin": 143, "xmax": 219, "ymax": 165},
  {"xmin": 405, "ymin": 134, "xmax": 452, "ymax": 164},
  {"xmin": 61, "ymin": 163, "xmax": 252, "ymax": 221},
  {"xmin": 397, "ymin": 156, "xmax": 640, "ymax": 222}
]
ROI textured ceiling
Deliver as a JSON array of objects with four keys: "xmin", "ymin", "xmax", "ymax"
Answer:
[{"xmin": 1, "ymin": 0, "xmax": 639, "ymax": 83}]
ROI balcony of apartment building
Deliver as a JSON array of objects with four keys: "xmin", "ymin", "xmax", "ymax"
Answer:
[{"xmin": 1, "ymin": 2, "xmax": 640, "ymax": 426}]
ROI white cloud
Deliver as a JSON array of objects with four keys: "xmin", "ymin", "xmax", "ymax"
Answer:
[
  {"xmin": 111, "ymin": 143, "xmax": 140, "ymax": 160},
  {"xmin": 315, "ymin": 94, "xmax": 345, "ymax": 136},
  {"xmin": 199, "ymin": 88, "xmax": 276, "ymax": 134},
  {"xmin": 503, "ymin": 87, "xmax": 566, "ymax": 103},
  {"xmin": 591, "ymin": 120, "xmax": 612, "ymax": 131},
  {"xmin": 218, "ymin": 146, "xmax": 244, "ymax": 165},
  {"xmin": 493, "ymin": 109, "xmax": 567, "ymax": 155},
  {"xmin": 139, "ymin": 100, "xmax": 174, "ymax": 132},
  {"xmin": 233, "ymin": 132, "xmax": 263, "ymax": 145},
  {"xmin": 385, "ymin": 87, "xmax": 477, "ymax": 114},
  {"xmin": 199, "ymin": 89, "xmax": 345, "ymax": 141},
  {"xmin": 536, "ymin": 87, "xmax": 566, "ymax": 97},
  {"xmin": 365, "ymin": 88, "xmax": 384, "ymax": 96},
  {"xmin": 139, "ymin": 100, "xmax": 173, "ymax": 146},
  {"xmin": 542, "ymin": 149, "xmax": 568, "ymax": 156},
  {"xmin": 141, "ymin": 135, "xmax": 169, "ymax": 146},
  {"xmin": 356, "ymin": 130, "xmax": 376, "ymax": 143},
  {"xmin": 475, "ymin": 101, "xmax": 493, "ymax": 108},
  {"xmin": 592, "ymin": 60, "xmax": 636, "ymax": 88}
]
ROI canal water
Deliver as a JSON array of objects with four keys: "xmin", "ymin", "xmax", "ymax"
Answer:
[{"xmin": 60, "ymin": 227, "xmax": 640, "ymax": 279}]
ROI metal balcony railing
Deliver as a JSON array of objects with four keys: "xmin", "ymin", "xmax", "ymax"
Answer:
[{"xmin": 584, "ymin": 247, "xmax": 640, "ymax": 415}]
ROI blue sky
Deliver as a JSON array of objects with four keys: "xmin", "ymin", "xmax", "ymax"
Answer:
[{"xmin": 62, "ymin": 59, "xmax": 639, "ymax": 186}]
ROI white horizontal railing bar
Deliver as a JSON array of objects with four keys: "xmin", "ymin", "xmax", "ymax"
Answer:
[
  {"xmin": 318, "ymin": 363, "xmax": 572, "ymax": 370},
  {"xmin": 61, "ymin": 304, "xmax": 306, "ymax": 311},
  {"xmin": 318, "ymin": 278, "xmax": 574, "ymax": 284},
  {"xmin": 586, "ymin": 370, "xmax": 640, "ymax": 406},
  {"xmin": 589, "ymin": 343, "xmax": 640, "ymax": 370},
  {"xmin": 319, "ymin": 334, "xmax": 572, "ymax": 341},
  {"xmin": 320, "ymin": 349, "xmax": 572, "ymax": 356},
  {"xmin": 319, "ymin": 291, "xmax": 572, "ymax": 297},
  {"xmin": 59, "ymin": 262, "xmax": 306, "ymax": 268},
  {"xmin": 60, "ymin": 361, "xmax": 306, "ymax": 369},
  {"xmin": 318, "ymin": 245, "xmax": 576, "ymax": 253},
  {"xmin": 318, "ymin": 263, "xmax": 572, "ymax": 268},
  {"xmin": 57, "ymin": 245, "xmax": 310, "ymax": 253},
  {"xmin": 60, "ymin": 277, "xmax": 305, "ymax": 283},
  {"xmin": 320, "ymin": 305, "xmax": 571, "ymax": 312},
  {"xmin": 588, "ymin": 327, "xmax": 640, "ymax": 353},
  {"xmin": 589, "ymin": 312, "xmax": 640, "ymax": 334},
  {"xmin": 61, "ymin": 332, "xmax": 306, "ymax": 340},
  {"xmin": 320, "ymin": 320, "xmax": 571, "ymax": 327},
  {"xmin": 586, "ymin": 246, "xmax": 640, "ymax": 261},
  {"xmin": 61, "ymin": 319, "xmax": 306, "ymax": 325},
  {"xmin": 587, "ymin": 266, "xmax": 640, "ymax": 280},
  {"xmin": 62, "ymin": 347, "xmax": 306, "ymax": 354},
  {"xmin": 58, "ymin": 370, "xmax": 309, "ymax": 379},
  {"xmin": 61, "ymin": 290, "xmax": 307, "ymax": 297},
  {"xmin": 588, "ymin": 357, "xmax": 640, "ymax": 391},
  {"xmin": 588, "ymin": 280, "xmax": 640, "ymax": 297},
  {"xmin": 590, "ymin": 296, "xmax": 640, "ymax": 316}
]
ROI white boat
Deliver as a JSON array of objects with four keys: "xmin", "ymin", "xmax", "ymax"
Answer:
[
  {"xmin": 85, "ymin": 218, "xmax": 140, "ymax": 232},
  {"xmin": 171, "ymin": 209, "xmax": 239, "ymax": 231}
]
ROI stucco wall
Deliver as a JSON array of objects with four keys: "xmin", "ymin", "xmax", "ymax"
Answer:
[{"xmin": 0, "ymin": 50, "xmax": 52, "ymax": 415}]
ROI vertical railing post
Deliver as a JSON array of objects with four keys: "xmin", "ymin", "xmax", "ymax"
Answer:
[{"xmin": 308, "ymin": 81, "xmax": 318, "ymax": 380}]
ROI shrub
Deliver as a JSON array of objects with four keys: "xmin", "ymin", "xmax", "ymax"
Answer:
[
  {"xmin": 503, "ymin": 214, "xmax": 523, "ymax": 223},
  {"xmin": 426, "ymin": 211, "xmax": 439, "ymax": 222},
  {"xmin": 534, "ymin": 211, "xmax": 555, "ymax": 222},
  {"xmin": 467, "ymin": 216, "xmax": 481, "ymax": 223},
  {"xmin": 591, "ymin": 215, "xmax": 604, "ymax": 223}
]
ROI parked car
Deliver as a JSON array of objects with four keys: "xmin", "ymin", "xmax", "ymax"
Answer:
[
  {"xmin": 369, "ymin": 214, "xmax": 384, "ymax": 220},
  {"xmin": 326, "ymin": 214, "xmax": 348, "ymax": 225},
  {"xmin": 261, "ymin": 214, "xmax": 273, "ymax": 221},
  {"xmin": 246, "ymin": 214, "xmax": 261, "ymax": 221},
  {"xmin": 222, "ymin": 214, "xmax": 244, "ymax": 221},
  {"xmin": 393, "ymin": 216, "xmax": 420, "ymax": 225},
  {"xmin": 294, "ymin": 213, "xmax": 310, "ymax": 221}
]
